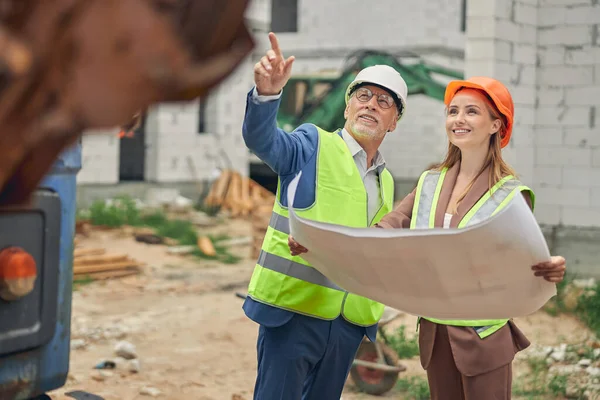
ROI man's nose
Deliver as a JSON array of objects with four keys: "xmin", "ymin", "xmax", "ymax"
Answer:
[{"xmin": 365, "ymin": 95, "xmax": 379, "ymax": 109}]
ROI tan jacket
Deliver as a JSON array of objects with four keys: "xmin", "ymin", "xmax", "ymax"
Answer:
[{"xmin": 376, "ymin": 163, "xmax": 531, "ymax": 376}]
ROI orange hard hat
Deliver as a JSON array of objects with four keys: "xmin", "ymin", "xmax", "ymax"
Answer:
[{"xmin": 444, "ymin": 77, "xmax": 514, "ymax": 148}]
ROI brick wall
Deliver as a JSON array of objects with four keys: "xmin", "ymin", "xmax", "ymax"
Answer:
[
  {"xmin": 275, "ymin": 0, "xmax": 465, "ymax": 52},
  {"xmin": 78, "ymin": 130, "xmax": 120, "ymax": 184},
  {"xmin": 144, "ymin": 56, "xmax": 254, "ymax": 183},
  {"xmin": 253, "ymin": 0, "xmax": 467, "ymax": 182},
  {"xmin": 464, "ymin": 0, "xmax": 600, "ymax": 227},
  {"xmin": 535, "ymin": 0, "xmax": 600, "ymax": 227}
]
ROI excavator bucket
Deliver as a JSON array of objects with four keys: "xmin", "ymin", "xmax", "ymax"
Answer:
[{"xmin": 0, "ymin": 0, "xmax": 254, "ymax": 206}]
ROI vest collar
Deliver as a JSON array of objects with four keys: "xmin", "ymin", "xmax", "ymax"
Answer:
[{"xmin": 434, "ymin": 162, "xmax": 493, "ymax": 228}]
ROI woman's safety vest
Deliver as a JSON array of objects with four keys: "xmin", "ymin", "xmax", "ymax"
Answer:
[
  {"xmin": 247, "ymin": 127, "xmax": 395, "ymax": 326},
  {"xmin": 411, "ymin": 167, "xmax": 535, "ymax": 338}
]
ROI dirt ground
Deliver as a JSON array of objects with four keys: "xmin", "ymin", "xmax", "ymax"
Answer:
[{"xmin": 48, "ymin": 218, "xmax": 593, "ymax": 400}]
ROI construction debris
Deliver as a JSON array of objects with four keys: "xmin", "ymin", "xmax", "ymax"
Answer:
[
  {"xmin": 166, "ymin": 245, "xmax": 196, "ymax": 256},
  {"xmin": 134, "ymin": 233, "xmax": 164, "ymax": 245},
  {"xmin": 202, "ymin": 169, "xmax": 275, "ymax": 258},
  {"xmin": 73, "ymin": 248, "xmax": 143, "ymax": 280},
  {"xmin": 204, "ymin": 170, "xmax": 276, "ymax": 218},
  {"xmin": 197, "ymin": 236, "xmax": 216, "ymax": 257}
]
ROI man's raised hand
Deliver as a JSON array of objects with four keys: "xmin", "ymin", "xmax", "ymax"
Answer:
[{"xmin": 254, "ymin": 32, "xmax": 295, "ymax": 96}]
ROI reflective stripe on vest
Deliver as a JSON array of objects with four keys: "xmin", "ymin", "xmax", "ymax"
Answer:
[
  {"xmin": 412, "ymin": 168, "xmax": 534, "ymax": 339},
  {"xmin": 246, "ymin": 126, "xmax": 395, "ymax": 326},
  {"xmin": 269, "ymin": 212, "xmax": 291, "ymax": 235}
]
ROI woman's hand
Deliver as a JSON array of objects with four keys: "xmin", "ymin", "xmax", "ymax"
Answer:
[
  {"xmin": 532, "ymin": 256, "xmax": 566, "ymax": 283},
  {"xmin": 288, "ymin": 235, "xmax": 308, "ymax": 256}
]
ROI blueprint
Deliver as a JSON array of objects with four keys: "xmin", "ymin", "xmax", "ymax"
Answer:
[{"xmin": 287, "ymin": 173, "xmax": 557, "ymax": 320}]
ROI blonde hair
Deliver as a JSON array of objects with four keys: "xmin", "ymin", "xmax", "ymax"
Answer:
[{"xmin": 434, "ymin": 89, "xmax": 516, "ymax": 212}]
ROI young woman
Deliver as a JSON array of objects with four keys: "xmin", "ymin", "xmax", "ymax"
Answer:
[{"xmin": 288, "ymin": 76, "xmax": 566, "ymax": 399}]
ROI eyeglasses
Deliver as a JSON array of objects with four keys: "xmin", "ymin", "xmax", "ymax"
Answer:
[{"xmin": 354, "ymin": 87, "xmax": 396, "ymax": 110}]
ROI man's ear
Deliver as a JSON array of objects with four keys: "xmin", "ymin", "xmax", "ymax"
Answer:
[
  {"xmin": 388, "ymin": 119, "xmax": 397, "ymax": 133},
  {"xmin": 344, "ymin": 103, "xmax": 350, "ymax": 120}
]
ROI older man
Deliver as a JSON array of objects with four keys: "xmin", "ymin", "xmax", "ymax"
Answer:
[{"xmin": 241, "ymin": 32, "xmax": 408, "ymax": 400}]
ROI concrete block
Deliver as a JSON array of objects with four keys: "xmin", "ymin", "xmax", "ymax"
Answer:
[
  {"xmin": 566, "ymin": 47, "xmax": 597, "ymax": 65},
  {"xmin": 535, "ymin": 166, "xmax": 564, "ymax": 185},
  {"xmin": 507, "ymin": 146, "xmax": 535, "ymax": 182},
  {"xmin": 492, "ymin": 62, "xmax": 520, "ymax": 83},
  {"xmin": 538, "ymin": 7, "xmax": 568, "ymax": 27},
  {"xmin": 563, "ymin": 127, "xmax": 600, "ymax": 147},
  {"xmin": 513, "ymin": 44, "xmax": 537, "ymax": 65},
  {"xmin": 593, "ymin": 147, "xmax": 600, "ymax": 167},
  {"xmin": 535, "ymin": 186, "xmax": 590, "ymax": 206},
  {"xmin": 552, "ymin": 226, "xmax": 600, "ymax": 279},
  {"xmin": 533, "ymin": 204, "xmax": 562, "ymax": 225},
  {"xmin": 537, "ymin": 86, "xmax": 565, "ymax": 106},
  {"xmin": 464, "ymin": 61, "xmax": 497, "ymax": 79},
  {"xmin": 539, "ymin": 65, "xmax": 594, "ymax": 85},
  {"xmin": 518, "ymin": 24, "xmax": 538, "ymax": 45},
  {"xmin": 536, "ymin": 146, "xmax": 592, "ymax": 167},
  {"xmin": 539, "ymin": 0, "xmax": 592, "ymax": 6},
  {"xmin": 514, "ymin": 3, "xmax": 538, "ymax": 25},
  {"xmin": 592, "ymin": 187, "xmax": 600, "ymax": 206},
  {"xmin": 565, "ymin": 5, "xmax": 600, "ymax": 25},
  {"xmin": 511, "ymin": 124, "xmax": 535, "ymax": 145},
  {"xmin": 512, "ymin": 65, "xmax": 537, "ymax": 85},
  {"xmin": 596, "ymin": 65, "xmax": 600, "ymax": 84},
  {"xmin": 538, "ymin": 26, "xmax": 592, "ymax": 46},
  {"xmin": 466, "ymin": 39, "xmax": 512, "ymax": 62},
  {"xmin": 561, "ymin": 207, "xmax": 600, "ymax": 228},
  {"xmin": 537, "ymin": 46, "xmax": 566, "ymax": 65},
  {"xmin": 565, "ymin": 86, "xmax": 600, "ymax": 106},
  {"xmin": 493, "ymin": 20, "xmax": 521, "ymax": 43},
  {"xmin": 78, "ymin": 134, "xmax": 120, "ymax": 185},
  {"xmin": 466, "ymin": 17, "xmax": 497, "ymax": 39},
  {"xmin": 535, "ymin": 105, "xmax": 592, "ymax": 127},
  {"xmin": 514, "ymin": 107, "xmax": 536, "ymax": 125},
  {"xmin": 535, "ymin": 127, "xmax": 564, "ymax": 145},
  {"xmin": 154, "ymin": 113, "xmax": 200, "ymax": 134},
  {"xmin": 562, "ymin": 167, "xmax": 600, "ymax": 187},
  {"xmin": 467, "ymin": 0, "xmax": 501, "ymax": 17}
]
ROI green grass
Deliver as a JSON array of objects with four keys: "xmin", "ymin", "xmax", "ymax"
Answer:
[
  {"xmin": 81, "ymin": 196, "xmax": 241, "ymax": 264},
  {"xmin": 395, "ymin": 376, "xmax": 430, "ymax": 400},
  {"xmin": 542, "ymin": 271, "xmax": 600, "ymax": 340},
  {"xmin": 512, "ymin": 356, "xmax": 588, "ymax": 399},
  {"xmin": 383, "ymin": 325, "xmax": 420, "ymax": 359}
]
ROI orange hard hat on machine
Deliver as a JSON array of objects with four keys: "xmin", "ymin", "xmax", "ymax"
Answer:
[{"xmin": 444, "ymin": 77, "xmax": 514, "ymax": 148}]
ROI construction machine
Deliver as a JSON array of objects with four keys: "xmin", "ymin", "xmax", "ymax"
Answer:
[{"xmin": 0, "ymin": 1, "xmax": 254, "ymax": 399}]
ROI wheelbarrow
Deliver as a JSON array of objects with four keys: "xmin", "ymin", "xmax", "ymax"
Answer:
[
  {"xmin": 235, "ymin": 293, "xmax": 406, "ymax": 396},
  {"xmin": 349, "ymin": 306, "xmax": 407, "ymax": 396}
]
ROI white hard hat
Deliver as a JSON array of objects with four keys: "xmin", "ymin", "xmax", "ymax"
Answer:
[{"xmin": 345, "ymin": 65, "xmax": 408, "ymax": 121}]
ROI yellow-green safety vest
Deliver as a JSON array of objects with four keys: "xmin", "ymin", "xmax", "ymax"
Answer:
[
  {"xmin": 247, "ymin": 126, "xmax": 395, "ymax": 326},
  {"xmin": 412, "ymin": 167, "xmax": 535, "ymax": 338}
]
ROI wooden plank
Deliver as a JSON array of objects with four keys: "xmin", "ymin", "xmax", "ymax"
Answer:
[
  {"xmin": 73, "ymin": 260, "xmax": 139, "ymax": 274},
  {"xmin": 75, "ymin": 268, "xmax": 140, "ymax": 280},
  {"xmin": 73, "ymin": 254, "xmax": 129, "ymax": 266},
  {"xmin": 74, "ymin": 248, "xmax": 106, "ymax": 258}
]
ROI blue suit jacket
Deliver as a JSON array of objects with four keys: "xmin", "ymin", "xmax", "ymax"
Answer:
[{"xmin": 241, "ymin": 88, "xmax": 378, "ymax": 342}]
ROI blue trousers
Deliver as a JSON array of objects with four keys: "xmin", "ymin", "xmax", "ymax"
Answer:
[{"xmin": 252, "ymin": 313, "xmax": 365, "ymax": 400}]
